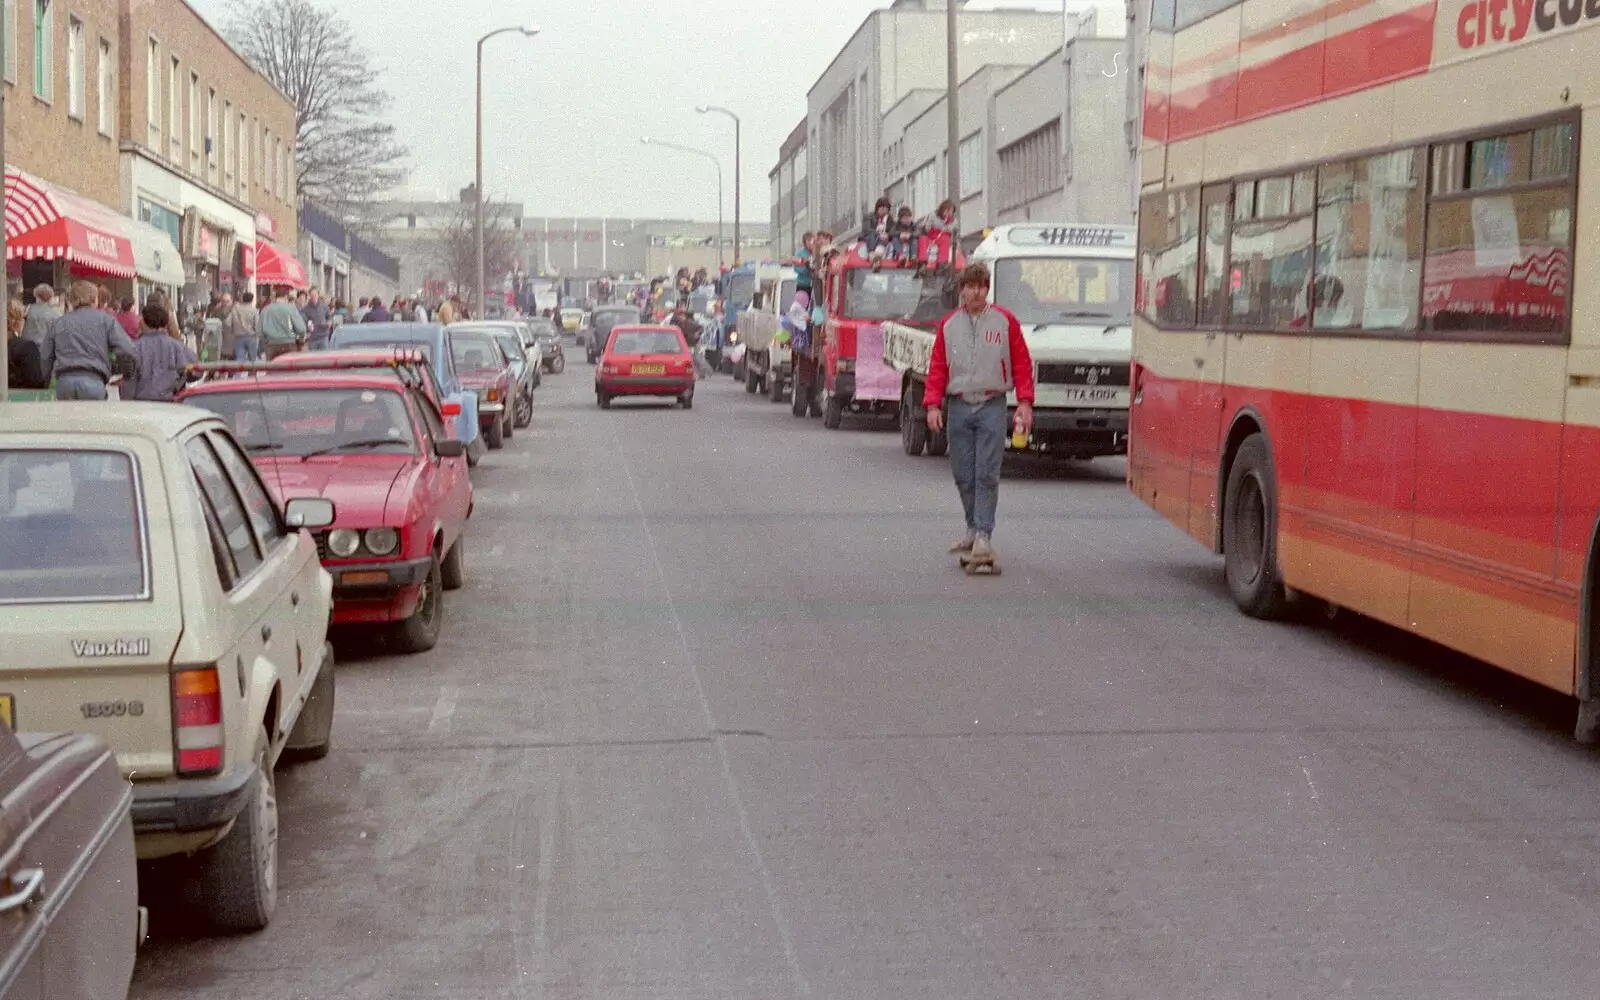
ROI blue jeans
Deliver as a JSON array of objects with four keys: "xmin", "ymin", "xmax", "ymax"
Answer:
[
  {"xmin": 234, "ymin": 337, "xmax": 262, "ymax": 361},
  {"xmin": 946, "ymin": 396, "xmax": 1008, "ymax": 536},
  {"xmin": 55, "ymin": 372, "xmax": 108, "ymax": 400}
]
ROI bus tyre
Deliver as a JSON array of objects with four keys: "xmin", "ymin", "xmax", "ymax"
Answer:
[{"xmin": 1223, "ymin": 433, "xmax": 1289, "ymax": 619}]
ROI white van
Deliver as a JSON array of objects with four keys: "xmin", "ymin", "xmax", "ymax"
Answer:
[{"xmin": 970, "ymin": 224, "xmax": 1135, "ymax": 459}]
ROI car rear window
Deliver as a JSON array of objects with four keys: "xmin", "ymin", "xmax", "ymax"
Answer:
[
  {"xmin": 0, "ymin": 450, "xmax": 147, "ymax": 603},
  {"xmin": 594, "ymin": 310, "xmax": 639, "ymax": 329},
  {"xmin": 492, "ymin": 333, "xmax": 526, "ymax": 361},
  {"xmin": 451, "ymin": 334, "xmax": 501, "ymax": 370},
  {"xmin": 186, "ymin": 388, "xmax": 418, "ymax": 457},
  {"xmin": 610, "ymin": 331, "xmax": 684, "ymax": 355}
]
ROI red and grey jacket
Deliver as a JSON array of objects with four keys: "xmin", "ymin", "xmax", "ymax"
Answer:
[{"xmin": 923, "ymin": 304, "xmax": 1035, "ymax": 409}]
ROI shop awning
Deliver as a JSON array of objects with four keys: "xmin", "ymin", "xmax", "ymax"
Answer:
[
  {"xmin": 4, "ymin": 167, "xmax": 137, "ymax": 278},
  {"xmin": 254, "ymin": 238, "xmax": 307, "ymax": 289},
  {"xmin": 123, "ymin": 216, "xmax": 185, "ymax": 287}
]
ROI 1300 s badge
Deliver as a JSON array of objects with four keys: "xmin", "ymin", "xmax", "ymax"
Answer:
[{"xmin": 81, "ymin": 700, "xmax": 144, "ymax": 719}]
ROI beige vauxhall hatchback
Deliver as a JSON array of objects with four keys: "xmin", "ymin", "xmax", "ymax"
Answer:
[{"xmin": 0, "ymin": 403, "xmax": 337, "ymax": 933}]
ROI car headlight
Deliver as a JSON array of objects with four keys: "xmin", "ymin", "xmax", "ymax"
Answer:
[
  {"xmin": 328, "ymin": 529, "xmax": 361, "ymax": 558},
  {"xmin": 364, "ymin": 528, "xmax": 400, "ymax": 556}
]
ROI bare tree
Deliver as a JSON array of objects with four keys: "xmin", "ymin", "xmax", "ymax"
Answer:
[
  {"xmin": 226, "ymin": 0, "xmax": 407, "ymax": 219},
  {"xmin": 433, "ymin": 197, "xmax": 520, "ymax": 300}
]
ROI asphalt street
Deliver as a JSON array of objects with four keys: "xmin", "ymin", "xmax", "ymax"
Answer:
[{"xmin": 131, "ymin": 363, "xmax": 1600, "ymax": 1000}]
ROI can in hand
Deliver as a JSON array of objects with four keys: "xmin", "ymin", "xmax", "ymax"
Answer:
[{"xmin": 1011, "ymin": 419, "xmax": 1029, "ymax": 450}]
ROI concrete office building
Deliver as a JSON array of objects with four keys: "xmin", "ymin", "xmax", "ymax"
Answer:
[{"xmin": 805, "ymin": 0, "xmax": 1061, "ymax": 239}]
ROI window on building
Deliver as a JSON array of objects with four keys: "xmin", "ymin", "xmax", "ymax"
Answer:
[
  {"xmin": 907, "ymin": 159, "xmax": 937, "ymax": 217},
  {"xmin": 222, "ymin": 99, "xmax": 232, "ymax": 183},
  {"xmin": 169, "ymin": 56, "xmax": 179, "ymax": 159},
  {"xmin": 264, "ymin": 127, "xmax": 273, "ymax": 193},
  {"xmin": 5, "ymin": 0, "xmax": 19, "ymax": 84},
  {"xmin": 997, "ymin": 121, "xmax": 1061, "ymax": 210},
  {"xmin": 237, "ymin": 112, "xmax": 247, "ymax": 191},
  {"xmin": 96, "ymin": 38, "xmax": 110, "ymax": 135},
  {"xmin": 206, "ymin": 87, "xmax": 217, "ymax": 176},
  {"xmin": 65, "ymin": 14, "xmax": 81, "ymax": 118},
  {"xmin": 1314, "ymin": 149, "xmax": 1422, "ymax": 332},
  {"xmin": 959, "ymin": 132, "xmax": 984, "ymax": 199},
  {"xmin": 274, "ymin": 137, "xmax": 284, "ymax": 199},
  {"xmin": 189, "ymin": 71, "xmax": 200, "ymax": 166},
  {"xmin": 1137, "ymin": 187, "xmax": 1199, "ymax": 327},
  {"xmin": 33, "ymin": 0, "xmax": 52, "ymax": 101},
  {"xmin": 145, "ymin": 39, "xmax": 159, "ymax": 145}
]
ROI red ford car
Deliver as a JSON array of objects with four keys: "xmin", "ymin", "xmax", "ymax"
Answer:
[
  {"xmin": 449, "ymin": 328, "xmax": 516, "ymax": 449},
  {"xmin": 180, "ymin": 358, "xmax": 473, "ymax": 653},
  {"xmin": 595, "ymin": 324, "xmax": 695, "ymax": 409}
]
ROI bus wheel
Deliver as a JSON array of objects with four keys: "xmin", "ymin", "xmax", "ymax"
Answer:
[{"xmin": 1222, "ymin": 432, "xmax": 1288, "ymax": 619}]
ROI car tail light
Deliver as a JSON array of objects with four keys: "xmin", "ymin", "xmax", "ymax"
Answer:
[
  {"xmin": 442, "ymin": 401, "xmax": 462, "ymax": 417},
  {"xmin": 173, "ymin": 667, "xmax": 224, "ymax": 775}
]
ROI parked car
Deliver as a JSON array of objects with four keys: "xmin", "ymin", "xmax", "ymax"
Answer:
[
  {"xmin": 588, "ymin": 306, "xmax": 642, "ymax": 365},
  {"xmin": 329, "ymin": 323, "xmax": 483, "ymax": 455},
  {"xmin": 181, "ymin": 360, "xmax": 473, "ymax": 654},
  {"xmin": 1, "ymin": 727, "xmax": 141, "ymax": 999},
  {"xmin": 452, "ymin": 324, "xmax": 537, "ymax": 429},
  {"xmin": 595, "ymin": 325, "xmax": 696, "ymax": 409},
  {"xmin": 0, "ymin": 403, "xmax": 337, "ymax": 933},
  {"xmin": 524, "ymin": 318, "xmax": 566, "ymax": 373},
  {"xmin": 450, "ymin": 329, "xmax": 517, "ymax": 449}
]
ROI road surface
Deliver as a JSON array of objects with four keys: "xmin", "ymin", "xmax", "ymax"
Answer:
[{"xmin": 131, "ymin": 368, "xmax": 1600, "ymax": 1000}]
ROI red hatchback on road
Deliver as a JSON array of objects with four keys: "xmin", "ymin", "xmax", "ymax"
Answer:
[
  {"xmin": 595, "ymin": 325, "xmax": 695, "ymax": 409},
  {"xmin": 180, "ymin": 358, "xmax": 473, "ymax": 653}
]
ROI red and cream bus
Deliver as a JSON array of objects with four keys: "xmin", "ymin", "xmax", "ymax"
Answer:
[{"xmin": 1130, "ymin": 0, "xmax": 1600, "ymax": 737}]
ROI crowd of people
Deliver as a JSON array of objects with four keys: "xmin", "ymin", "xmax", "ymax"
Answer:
[{"xmin": 4, "ymin": 278, "xmax": 480, "ymax": 401}]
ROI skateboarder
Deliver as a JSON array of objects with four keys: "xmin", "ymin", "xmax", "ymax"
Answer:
[{"xmin": 924, "ymin": 262, "xmax": 1034, "ymax": 573}]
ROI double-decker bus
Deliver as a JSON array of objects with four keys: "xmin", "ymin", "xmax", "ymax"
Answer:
[{"xmin": 1130, "ymin": 0, "xmax": 1600, "ymax": 738}]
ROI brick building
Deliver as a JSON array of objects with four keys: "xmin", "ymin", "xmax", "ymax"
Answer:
[
  {"xmin": 118, "ymin": 0, "xmax": 302, "ymax": 303},
  {"xmin": 2, "ymin": 0, "xmax": 304, "ymax": 316}
]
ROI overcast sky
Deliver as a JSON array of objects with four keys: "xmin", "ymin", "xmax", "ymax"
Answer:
[{"xmin": 192, "ymin": 1, "xmax": 1074, "ymax": 222}]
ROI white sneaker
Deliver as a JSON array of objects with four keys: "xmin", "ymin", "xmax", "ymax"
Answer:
[{"xmin": 949, "ymin": 532, "xmax": 976, "ymax": 554}]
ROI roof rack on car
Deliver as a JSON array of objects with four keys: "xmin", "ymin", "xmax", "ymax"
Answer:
[{"xmin": 180, "ymin": 351, "xmax": 430, "ymax": 388}]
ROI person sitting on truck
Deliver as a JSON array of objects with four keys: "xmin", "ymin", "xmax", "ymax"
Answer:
[
  {"xmin": 920, "ymin": 200, "xmax": 959, "ymax": 276},
  {"xmin": 924, "ymin": 262, "xmax": 1035, "ymax": 568},
  {"xmin": 863, "ymin": 197, "xmax": 894, "ymax": 264},
  {"xmin": 891, "ymin": 206, "xmax": 919, "ymax": 266}
]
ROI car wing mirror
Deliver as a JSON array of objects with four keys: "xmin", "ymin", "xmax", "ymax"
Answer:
[
  {"xmin": 284, "ymin": 497, "xmax": 336, "ymax": 529},
  {"xmin": 434, "ymin": 438, "xmax": 466, "ymax": 458}
]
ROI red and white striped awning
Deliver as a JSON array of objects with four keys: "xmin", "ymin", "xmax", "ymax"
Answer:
[
  {"xmin": 4, "ymin": 167, "xmax": 137, "ymax": 278},
  {"xmin": 255, "ymin": 238, "xmax": 308, "ymax": 289}
]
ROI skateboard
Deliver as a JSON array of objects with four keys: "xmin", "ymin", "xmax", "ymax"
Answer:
[{"xmin": 958, "ymin": 552, "xmax": 1001, "ymax": 576}]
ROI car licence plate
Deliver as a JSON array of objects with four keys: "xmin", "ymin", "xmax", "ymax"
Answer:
[
  {"xmin": 632, "ymin": 364, "xmax": 666, "ymax": 375},
  {"xmin": 0, "ymin": 695, "xmax": 14, "ymax": 730}
]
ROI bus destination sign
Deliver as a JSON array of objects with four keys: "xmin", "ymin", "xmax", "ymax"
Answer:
[{"xmin": 1007, "ymin": 225, "xmax": 1135, "ymax": 250}]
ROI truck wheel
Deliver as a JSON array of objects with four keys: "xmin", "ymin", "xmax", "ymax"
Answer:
[
  {"xmin": 770, "ymin": 372, "xmax": 786, "ymax": 404},
  {"xmin": 824, "ymin": 394, "xmax": 844, "ymax": 429},
  {"xmin": 745, "ymin": 368, "xmax": 759, "ymax": 394},
  {"xmin": 900, "ymin": 388, "xmax": 928, "ymax": 456},
  {"xmin": 927, "ymin": 426, "xmax": 949, "ymax": 457},
  {"xmin": 791, "ymin": 382, "xmax": 808, "ymax": 417},
  {"xmin": 284, "ymin": 645, "xmax": 335, "ymax": 763},
  {"xmin": 809, "ymin": 394, "xmax": 824, "ymax": 419},
  {"xmin": 1223, "ymin": 433, "xmax": 1289, "ymax": 619},
  {"xmin": 192, "ymin": 737, "xmax": 278, "ymax": 933},
  {"xmin": 392, "ymin": 555, "xmax": 444, "ymax": 653},
  {"xmin": 484, "ymin": 419, "xmax": 504, "ymax": 450}
]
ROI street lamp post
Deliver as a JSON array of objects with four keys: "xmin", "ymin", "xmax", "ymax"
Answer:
[
  {"xmin": 641, "ymin": 137, "xmax": 724, "ymax": 272},
  {"xmin": 696, "ymin": 105, "xmax": 741, "ymax": 269},
  {"xmin": 476, "ymin": 24, "xmax": 539, "ymax": 321}
]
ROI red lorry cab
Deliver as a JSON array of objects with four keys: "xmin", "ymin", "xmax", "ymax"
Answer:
[{"xmin": 818, "ymin": 244, "xmax": 962, "ymax": 430}]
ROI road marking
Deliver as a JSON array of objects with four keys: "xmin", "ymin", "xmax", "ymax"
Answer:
[
  {"xmin": 533, "ymin": 777, "xmax": 560, "ymax": 957},
  {"xmin": 611, "ymin": 419, "xmax": 813, "ymax": 998},
  {"xmin": 1302, "ymin": 766, "xmax": 1319, "ymax": 801},
  {"xmin": 426, "ymin": 685, "xmax": 458, "ymax": 736}
]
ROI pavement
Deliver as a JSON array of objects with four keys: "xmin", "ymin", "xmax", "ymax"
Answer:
[{"xmin": 131, "ymin": 363, "xmax": 1600, "ymax": 1000}]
